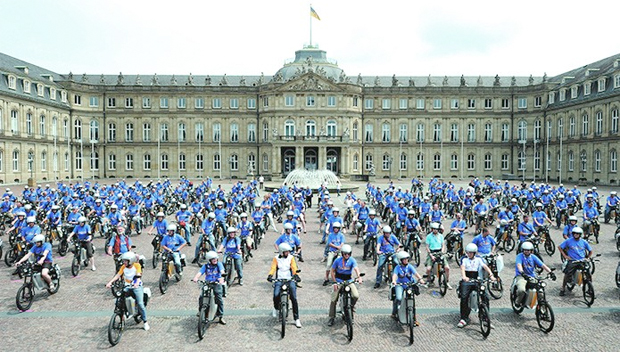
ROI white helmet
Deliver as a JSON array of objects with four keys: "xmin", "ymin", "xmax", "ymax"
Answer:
[
  {"xmin": 26, "ymin": 216, "xmax": 36, "ymax": 223},
  {"xmin": 332, "ymin": 222, "xmax": 342, "ymax": 228},
  {"xmin": 332, "ymin": 207, "xmax": 340, "ymax": 213},
  {"xmin": 369, "ymin": 210, "xmax": 376, "ymax": 216},
  {"xmin": 521, "ymin": 242, "xmax": 534, "ymax": 251},
  {"xmin": 240, "ymin": 212, "xmax": 248, "ymax": 218},
  {"xmin": 465, "ymin": 243, "xmax": 478, "ymax": 253},
  {"xmin": 396, "ymin": 251, "xmax": 410, "ymax": 262},
  {"xmin": 32, "ymin": 234, "xmax": 46, "ymax": 243},
  {"xmin": 284, "ymin": 223, "xmax": 294, "ymax": 230},
  {"xmin": 78, "ymin": 216, "xmax": 87, "ymax": 223},
  {"xmin": 568, "ymin": 215, "xmax": 578, "ymax": 222},
  {"xmin": 408, "ymin": 210, "xmax": 415, "ymax": 215},
  {"xmin": 227, "ymin": 227, "xmax": 237, "ymax": 233},
  {"xmin": 206, "ymin": 251, "xmax": 219, "ymax": 261},
  {"xmin": 430, "ymin": 222, "xmax": 440, "ymax": 230},
  {"xmin": 156, "ymin": 212, "xmax": 165, "ymax": 218},
  {"xmin": 278, "ymin": 242, "xmax": 293, "ymax": 254},
  {"xmin": 167, "ymin": 224, "xmax": 177, "ymax": 232},
  {"xmin": 121, "ymin": 251, "xmax": 136, "ymax": 264},
  {"xmin": 535, "ymin": 203, "xmax": 543, "ymax": 208},
  {"xmin": 382, "ymin": 225, "xmax": 392, "ymax": 233},
  {"xmin": 25, "ymin": 204, "xmax": 32, "ymax": 210},
  {"xmin": 511, "ymin": 198, "xmax": 517, "ymax": 202},
  {"xmin": 208, "ymin": 212, "xmax": 216, "ymax": 219},
  {"xmin": 180, "ymin": 204, "xmax": 187, "ymax": 209},
  {"xmin": 341, "ymin": 244, "xmax": 352, "ymax": 254},
  {"xmin": 111, "ymin": 204, "xmax": 118, "ymax": 209},
  {"xmin": 572, "ymin": 227, "xmax": 583, "ymax": 235},
  {"xmin": 286, "ymin": 210, "xmax": 294, "ymax": 216}
]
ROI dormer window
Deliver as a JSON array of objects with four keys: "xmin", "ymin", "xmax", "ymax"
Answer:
[
  {"xmin": 548, "ymin": 92, "xmax": 555, "ymax": 104},
  {"xmin": 8, "ymin": 75, "xmax": 16, "ymax": 89},
  {"xmin": 571, "ymin": 86, "xmax": 578, "ymax": 99},
  {"xmin": 614, "ymin": 75, "xmax": 620, "ymax": 89},
  {"xmin": 37, "ymin": 84, "xmax": 44, "ymax": 96},
  {"xmin": 23, "ymin": 79, "xmax": 31, "ymax": 93},
  {"xmin": 598, "ymin": 78, "xmax": 606, "ymax": 92},
  {"xmin": 50, "ymin": 87, "xmax": 56, "ymax": 100},
  {"xmin": 584, "ymin": 82, "xmax": 591, "ymax": 96},
  {"xmin": 61, "ymin": 91, "xmax": 67, "ymax": 103},
  {"xmin": 559, "ymin": 89, "xmax": 566, "ymax": 101}
]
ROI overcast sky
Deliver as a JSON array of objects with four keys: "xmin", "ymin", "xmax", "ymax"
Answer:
[{"xmin": 1, "ymin": 0, "xmax": 618, "ymax": 78}]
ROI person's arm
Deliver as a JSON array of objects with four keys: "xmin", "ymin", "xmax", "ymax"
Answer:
[
  {"xmin": 481, "ymin": 262, "xmax": 495, "ymax": 280},
  {"xmin": 460, "ymin": 262, "xmax": 468, "ymax": 281}
]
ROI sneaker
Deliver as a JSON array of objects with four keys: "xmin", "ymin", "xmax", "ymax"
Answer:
[
  {"xmin": 457, "ymin": 319, "xmax": 467, "ymax": 328},
  {"xmin": 323, "ymin": 280, "xmax": 330, "ymax": 286},
  {"xmin": 374, "ymin": 283, "xmax": 381, "ymax": 289},
  {"xmin": 414, "ymin": 320, "xmax": 420, "ymax": 327},
  {"xmin": 91, "ymin": 266, "xmax": 97, "ymax": 271},
  {"xmin": 48, "ymin": 284, "xmax": 56, "ymax": 292},
  {"xmin": 298, "ymin": 257, "xmax": 304, "ymax": 263},
  {"xmin": 559, "ymin": 290, "xmax": 566, "ymax": 296},
  {"xmin": 218, "ymin": 317, "xmax": 226, "ymax": 325},
  {"xmin": 327, "ymin": 318, "xmax": 335, "ymax": 326},
  {"xmin": 447, "ymin": 283, "xmax": 453, "ymax": 290},
  {"xmin": 144, "ymin": 322, "xmax": 150, "ymax": 331},
  {"xmin": 272, "ymin": 308, "xmax": 278, "ymax": 318},
  {"xmin": 391, "ymin": 313, "xmax": 398, "ymax": 321},
  {"xmin": 239, "ymin": 278, "xmax": 244, "ymax": 286},
  {"xmin": 295, "ymin": 319, "xmax": 302, "ymax": 328},
  {"xmin": 191, "ymin": 258, "xmax": 198, "ymax": 264},
  {"xmin": 321, "ymin": 257, "xmax": 327, "ymax": 263}
]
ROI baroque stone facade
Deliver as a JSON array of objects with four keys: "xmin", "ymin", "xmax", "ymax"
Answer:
[{"xmin": 0, "ymin": 46, "xmax": 619, "ymax": 184}]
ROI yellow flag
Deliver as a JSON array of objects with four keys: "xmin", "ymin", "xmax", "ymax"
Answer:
[{"xmin": 310, "ymin": 7, "xmax": 321, "ymax": 20}]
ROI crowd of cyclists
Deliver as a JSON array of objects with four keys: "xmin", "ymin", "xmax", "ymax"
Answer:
[{"xmin": 1, "ymin": 174, "xmax": 619, "ymax": 342}]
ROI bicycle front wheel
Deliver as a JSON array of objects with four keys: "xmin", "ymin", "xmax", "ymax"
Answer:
[
  {"xmin": 280, "ymin": 299, "xmax": 287, "ymax": 339},
  {"xmin": 345, "ymin": 304, "xmax": 353, "ymax": 342},
  {"xmin": 535, "ymin": 302, "xmax": 555, "ymax": 333},
  {"xmin": 583, "ymin": 281, "xmax": 595, "ymax": 307},
  {"xmin": 478, "ymin": 304, "xmax": 491, "ymax": 338},
  {"xmin": 107, "ymin": 312, "xmax": 124, "ymax": 346},
  {"xmin": 197, "ymin": 305, "xmax": 209, "ymax": 340},
  {"xmin": 407, "ymin": 305, "xmax": 415, "ymax": 345}
]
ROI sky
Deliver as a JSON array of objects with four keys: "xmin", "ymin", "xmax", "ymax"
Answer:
[{"xmin": 1, "ymin": 0, "xmax": 618, "ymax": 78}]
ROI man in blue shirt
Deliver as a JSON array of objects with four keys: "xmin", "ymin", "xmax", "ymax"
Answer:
[
  {"xmin": 558, "ymin": 227, "xmax": 592, "ymax": 296},
  {"xmin": 514, "ymin": 241, "xmax": 554, "ymax": 305},
  {"xmin": 517, "ymin": 215, "xmax": 537, "ymax": 249},
  {"xmin": 218, "ymin": 227, "xmax": 243, "ymax": 286},
  {"xmin": 15, "ymin": 234, "xmax": 56, "ymax": 291},
  {"xmin": 192, "ymin": 251, "xmax": 226, "ymax": 325},
  {"xmin": 582, "ymin": 195, "xmax": 600, "ymax": 242},
  {"xmin": 391, "ymin": 251, "xmax": 424, "ymax": 322},
  {"xmin": 68, "ymin": 216, "xmax": 96, "ymax": 271},
  {"xmin": 161, "ymin": 223, "xmax": 187, "ymax": 275},
  {"xmin": 375, "ymin": 225, "xmax": 401, "ymax": 289},
  {"xmin": 176, "ymin": 204, "xmax": 193, "ymax": 246},
  {"xmin": 323, "ymin": 222, "xmax": 345, "ymax": 286},
  {"xmin": 327, "ymin": 244, "xmax": 362, "ymax": 326},
  {"xmin": 604, "ymin": 191, "xmax": 618, "ymax": 224},
  {"xmin": 472, "ymin": 228, "xmax": 497, "ymax": 256}
]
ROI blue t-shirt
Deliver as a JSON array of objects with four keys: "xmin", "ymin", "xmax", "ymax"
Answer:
[
  {"xmin": 31, "ymin": 242, "xmax": 53, "ymax": 262},
  {"xmin": 153, "ymin": 219, "xmax": 169, "ymax": 235},
  {"xmin": 331, "ymin": 256, "xmax": 358, "ymax": 282},
  {"xmin": 73, "ymin": 224, "xmax": 91, "ymax": 241},
  {"xmin": 472, "ymin": 234, "xmax": 497, "ymax": 255},
  {"xmin": 377, "ymin": 234, "xmax": 400, "ymax": 253},
  {"xmin": 559, "ymin": 237, "xmax": 592, "ymax": 260},
  {"xmin": 199, "ymin": 262, "xmax": 225, "ymax": 282},
  {"xmin": 326, "ymin": 232, "xmax": 345, "ymax": 252},
  {"xmin": 275, "ymin": 233, "xmax": 301, "ymax": 249},
  {"xmin": 365, "ymin": 217, "xmax": 381, "ymax": 234},
  {"xmin": 161, "ymin": 233, "xmax": 186, "ymax": 251},
  {"xmin": 515, "ymin": 253, "xmax": 544, "ymax": 277},
  {"xmin": 222, "ymin": 236, "xmax": 241, "ymax": 259},
  {"xmin": 393, "ymin": 264, "xmax": 418, "ymax": 284}
]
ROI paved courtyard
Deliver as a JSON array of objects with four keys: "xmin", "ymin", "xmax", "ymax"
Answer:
[{"xmin": 1, "ymin": 179, "xmax": 620, "ymax": 351}]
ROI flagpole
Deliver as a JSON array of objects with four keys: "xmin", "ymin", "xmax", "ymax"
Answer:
[{"xmin": 309, "ymin": 4, "xmax": 313, "ymax": 47}]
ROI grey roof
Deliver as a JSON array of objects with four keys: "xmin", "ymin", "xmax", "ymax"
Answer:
[
  {"xmin": 548, "ymin": 52, "xmax": 620, "ymax": 88},
  {"xmin": 73, "ymin": 73, "xmax": 264, "ymax": 88}
]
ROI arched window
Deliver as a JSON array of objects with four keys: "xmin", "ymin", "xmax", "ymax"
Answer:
[
  {"xmin": 306, "ymin": 120, "xmax": 316, "ymax": 137},
  {"xmin": 399, "ymin": 153, "xmax": 407, "ymax": 171},
  {"xmin": 611, "ymin": 108, "xmax": 619, "ymax": 134},
  {"xmin": 327, "ymin": 120, "xmax": 337, "ymax": 137},
  {"xmin": 352, "ymin": 153, "xmax": 359, "ymax": 171},
  {"xmin": 89, "ymin": 120, "xmax": 99, "ymax": 141},
  {"xmin": 178, "ymin": 122, "xmax": 186, "ymax": 142},
  {"xmin": 13, "ymin": 150, "xmax": 19, "ymax": 171},
  {"xmin": 382, "ymin": 122, "xmax": 391, "ymax": 142},
  {"xmin": 74, "ymin": 119, "xmax": 82, "ymax": 140},
  {"xmin": 611, "ymin": 149, "xmax": 618, "ymax": 173},
  {"xmin": 40, "ymin": 115, "xmax": 46, "ymax": 136},
  {"xmin": 41, "ymin": 151, "xmax": 47, "ymax": 171},
  {"xmin": 517, "ymin": 120, "xmax": 527, "ymax": 141},
  {"xmin": 484, "ymin": 153, "xmax": 492, "ymax": 170},
  {"xmin": 416, "ymin": 153, "xmax": 424, "ymax": 170},
  {"xmin": 518, "ymin": 151, "xmax": 526, "ymax": 171},
  {"xmin": 568, "ymin": 150, "xmax": 574, "ymax": 171},
  {"xmin": 285, "ymin": 120, "xmax": 295, "ymax": 137},
  {"xmin": 178, "ymin": 153, "xmax": 186, "ymax": 170},
  {"xmin": 594, "ymin": 150, "xmax": 601, "ymax": 172},
  {"xmin": 467, "ymin": 153, "xmax": 475, "ymax": 170},
  {"xmin": 161, "ymin": 154, "xmax": 168, "ymax": 170},
  {"xmin": 0, "ymin": 149, "xmax": 3, "ymax": 172},
  {"xmin": 248, "ymin": 153, "xmax": 256, "ymax": 172}
]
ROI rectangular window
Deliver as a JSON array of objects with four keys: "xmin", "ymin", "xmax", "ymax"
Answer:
[
  {"xmin": 615, "ymin": 75, "xmax": 620, "ymax": 89},
  {"xmin": 598, "ymin": 78, "xmax": 606, "ymax": 92},
  {"xmin": 160, "ymin": 123, "xmax": 168, "ymax": 142},
  {"xmin": 178, "ymin": 123, "xmax": 186, "ymax": 142},
  {"xmin": 569, "ymin": 117, "xmax": 575, "ymax": 137},
  {"xmin": 195, "ymin": 98, "xmax": 204, "ymax": 109},
  {"xmin": 560, "ymin": 89, "xmax": 566, "ymax": 101},
  {"xmin": 89, "ymin": 96, "xmax": 99, "ymax": 107},
  {"xmin": 416, "ymin": 99, "xmax": 425, "ymax": 110},
  {"xmin": 433, "ymin": 99, "xmax": 442, "ymax": 109},
  {"xmin": 501, "ymin": 154, "xmax": 509, "ymax": 170},
  {"xmin": 74, "ymin": 94, "xmax": 81, "ymax": 105},
  {"xmin": 262, "ymin": 96, "xmax": 269, "ymax": 107},
  {"xmin": 416, "ymin": 124, "xmax": 425, "ymax": 143},
  {"xmin": 247, "ymin": 98, "xmax": 256, "ymax": 109},
  {"xmin": 484, "ymin": 98, "xmax": 493, "ymax": 109},
  {"xmin": 230, "ymin": 98, "xmax": 239, "ymax": 109},
  {"xmin": 612, "ymin": 109, "xmax": 618, "ymax": 134},
  {"xmin": 195, "ymin": 123, "xmax": 204, "ymax": 142},
  {"xmin": 161, "ymin": 154, "xmax": 169, "ymax": 170},
  {"xmin": 230, "ymin": 155, "xmax": 238, "ymax": 171},
  {"xmin": 143, "ymin": 123, "xmax": 151, "ymax": 142},
  {"xmin": 125, "ymin": 123, "xmax": 134, "ymax": 142},
  {"xmin": 381, "ymin": 124, "xmax": 390, "ymax": 143},
  {"xmin": 108, "ymin": 154, "xmax": 116, "ymax": 170},
  {"xmin": 328, "ymin": 96, "xmax": 336, "ymax": 107},
  {"xmin": 467, "ymin": 99, "xmax": 475, "ymax": 109},
  {"xmin": 611, "ymin": 151, "xmax": 618, "ymax": 173},
  {"xmin": 306, "ymin": 96, "xmax": 315, "ymax": 106},
  {"xmin": 8, "ymin": 76, "xmax": 16, "ymax": 89},
  {"xmin": 26, "ymin": 113, "xmax": 32, "ymax": 135},
  {"xmin": 230, "ymin": 123, "xmax": 239, "ymax": 142},
  {"xmin": 108, "ymin": 123, "xmax": 116, "ymax": 142},
  {"xmin": 262, "ymin": 123, "xmax": 269, "ymax": 142},
  {"xmin": 364, "ymin": 124, "xmax": 373, "ymax": 142},
  {"xmin": 352, "ymin": 123, "xmax": 358, "ymax": 141},
  {"xmin": 143, "ymin": 154, "xmax": 151, "ymax": 170},
  {"xmin": 399, "ymin": 124, "xmax": 407, "ymax": 142},
  {"xmin": 212, "ymin": 98, "xmax": 221, "ymax": 109},
  {"xmin": 484, "ymin": 154, "xmax": 492, "ymax": 170},
  {"xmin": 107, "ymin": 97, "xmax": 116, "ymax": 107},
  {"xmin": 535, "ymin": 96, "xmax": 542, "ymax": 107},
  {"xmin": 262, "ymin": 154, "xmax": 268, "ymax": 171},
  {"xmin": 284, "ymin": 95, "xmax": 294, "ymax": 106},
  {"xmin": 451, "ymin": 99, "xmax": 459, "ymax": 109},
  {"xmin": 160, "ymin": 97, "xmax": 169, "ymax": 108},
  {"xmin": 467, "ymin": 123, "xmax": 475, "ymax": 142},
  {"xmin": 179, "ymin": 154, "xmax": 186, "ymax": 170},
  {"xmin": 484, "ymin": 123, "xmax": 493, "ymax": 142},
  {"xmin": 501, "ymin": 123, "xmax": 510, "ymax": 142},
  {"xmin": 518, "ymin": 97, "xmax": 527, "ymax": 108},
  {"xmin": 364, "ymin": 99, "xmax": 374, "ymax": 109},
  {"xmin": 548, "ymin": 92, "xmax": 555, "ymax": 104},
  {"xmin": 23, "ymin": 80, "xmax": 31, "ymax": 94},
  {"xmin": 382, "ymin": 98, "xmax": 391, "ymax": 110},
  {"xmin": 571, "ymin": 86, "xmax": 578, "ymax": 99},
  {"xmin": 584, "ymin": 82, "xmax": 591, "ymax": 96},
  {"xmin": 248, "ymin": 124, "xmax": 256, "ymax": 142},
  {"xmin": 353, "ymin": 154, "xmax": 358, "ymax": 171},
  {"xmin": 196, "ymin": 154, "xmax": 204, "ymax": 171},
  {"xmin": 450, "ymin": 123, "xmax": 458, "ymax": 142},
  {"xmin": 399, "ymin": 98, "xmax": 407, "ymax": 110},
  {"xmin": 213, "ymin": 154, "xmax": 221, "ymax": 171},
  {"xmin": 450, "ymin": 154, "xmax": 458, "ymax": 170},
  {"xmin": 501, "ymin": 98, "xmax": 510, "ymax": 109},
  {"xmin": 365, "ymin": 154, "xmax": 373, "ymax": 170},
  {"xmin": 433, "ymin": 154, "xmax": 441, "ymax": 170},
  {"xmin": 142, "ymin": 97, "xmax": 151, "ymax": 108},
  {"xmin": 213, "ymin": 123, "xmax": 221, "ymax": 142},
  {"xmin": 50, "ymin": 88, "xmax": 56, "ymax": 100},
  {"xmin": 433, "ymin": 124, "xmax": 442, "ymax": 142},
  {"xmin": 381, "ymin": 155, "xmax": 390, "ymax": 171},
  {"xmin": 125, "ymin": 97, "xmax": 134, "ymax": 108},
  {"xmin": 177, "ymin": 97, "xmax": 186, "ymax": 109},
  {"xmin": 353, "ymin": 97, "xmax": 358, "ymax": 107},
  {"xmin": 582, "ymin": 114, "xmax": 589, "ymax": 136},
  {"xmin": 125, "ymin": 154, "xmax": 134, "ymax": 170},
  {"xmin": 534, "ymin": 151, "xmax": 540, "ymax": 171},
  {"xmin": 467, "ymin": 154, "xmax": 475, "ymax": 170},
  {"xmin": 416, "ymin": 153, "xmax": 424, "ymax": 170}
]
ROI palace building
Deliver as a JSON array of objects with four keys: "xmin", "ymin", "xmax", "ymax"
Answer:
[{"xmin": 0, "ymin": 46, "xmax": 619, "ymax": 185}]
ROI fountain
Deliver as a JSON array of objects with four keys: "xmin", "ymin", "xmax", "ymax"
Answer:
[{"xmin": 264, "ymin": 169, "xmax": 359, "ymax": 193}]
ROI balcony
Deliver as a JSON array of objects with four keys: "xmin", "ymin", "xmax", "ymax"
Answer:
[{"xmin": 277, "ymin": 135, "xmax": 346, "ymax": 142}]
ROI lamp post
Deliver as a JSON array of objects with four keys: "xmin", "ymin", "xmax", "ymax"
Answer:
[
  {"xmin": 388, "ymin": 156, "xmax": 393, "ymax": 180},
  {"xmin": 580, "ymin": 150, "xmax": 587, "ymax": 186},
  {"xmin": 228, "ymin": 156, "xmax": 233, "ymax": 179}
]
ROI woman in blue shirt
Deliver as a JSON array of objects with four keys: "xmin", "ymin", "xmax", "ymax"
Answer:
[
  {"xmin": 391, "ymin": 251, "xmax": 424, "ymax": 322},
  {"xmin": 218, "ymin": 227, "xmax": 243, "ymax": 286},
  {"xmin": 192, "ymin": 251, "xmax": 226, "ymax": 325}
]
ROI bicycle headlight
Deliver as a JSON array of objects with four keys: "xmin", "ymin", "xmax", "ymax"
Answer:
[
  {"xmin": 541, "ymin": 282, "xmax": 546, "ymax": 288},
  {"xmin": 406, "ymin": 289, "xmax": 412, "ymax": 295},
  {"xmin": 282, "ymin": 284, "xmax": 288, "ymax": 291},
  {"xmin": 344, "ymin": 285, "xmax": 351, "ymax": 292},
  {"xmin": 480, "ymin": 285, "xmax": 486, "ymax": 291}
]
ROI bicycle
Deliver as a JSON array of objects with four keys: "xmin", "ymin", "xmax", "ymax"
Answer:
[
  {"xmin": 107, "ymin": 285, "xmax": 152, "ymax": 346},
  {"xmin": 70, "ymin": 240, "xmax": 92, "ymax": 277},
  {"xmin": 405, "ymin": 231, "xmax": 421, "ymax": 267},
  {"xmin": 363, "ymin": 232, "xmax": 378, "ymax": 266},
  {"xmin": 538, "ymin": 225, "xmax": 555, "ymax": 256},
  {"xmin": 393, "ymin": 281, "xmax": 424, "ymax": 345},
  {"xmin": 195, "ymin": 280, "xmax": 221, "ymax": 340},
  {"xmin": 510, "ymin": 271, "xmax": 556, "ymax": 333},
  {"xmin": 381, "ymin": 252, "xmax": 396, "ymax": 285},
  {"xmin": 269, "ymin": 274, "xmax": 301, "ymax": 339},
  {"xmin": 426, "ymin": 251, "xmax": 449, "ymax": 297},
  {"xmin": 445, "ymin": 231, "xmax": 464, "ymax": 265},
  {"xmin": 4, "ymin": 237, "xmax": 28, "ymax": 267},
  {"xmin": 565, "ymin": 255, "xmax": 600, "ymax": 307},
  {"xmin": 159, "ymin": 251, "xmax": 185, "ymax": 294},
  {"xmin": 334, "ymin": 274, "xmax": 364, "ymax": 342},
  {"xmin": 482, "ymin": 253, "xmax": 504, "ymax": 299},
  {"xmin": 496, "ymin": 224, "xmax": 516, "ymax": 253},
  {"xmin": 15, "ymin": 261, "xmax": 61, "ymax": 311},
  {"xmin": 462, "ymin": 278, "xmax": 492, "ymax": 338},
  {"xmin": 151, "ymin": 234, "xmax": 163, "ymax": 269}
]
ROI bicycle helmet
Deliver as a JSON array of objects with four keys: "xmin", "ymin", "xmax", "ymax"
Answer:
[
  {"xmin": 569, "ymin": 215, "xmax": 578, "ymax": 222},
  {"xmin": 369, "ymin": 209, "xmax": 377, "ymax": 216},
  {"xmin": 408, "ymin": 210, "xmax": 415, "ymax": 215},
  {"xmin": 167, "ymin": 224, "xmax": 177, "ymax": 232},
  {"xmin": 396, "ymin": 251, "xmax": 410, "ymax": 262},
  {"xmin": 111, "ymin": 204, "xmax": 118, "ymax": 209},
  {"xmin": 332, "ymin": 222, "xmax": 342, "ymax": 228},
  {"xmin": 284, "ymin": 223, "xmax": 294, "ymax": 230},
  {"xmin": 180, "ymin": 204, "xmax": 187, "ymax": 209},
  {"xmin": 95, "ymin": 199, "xmax": 102, "ymax": 203},
  {"xmin": 558, "ymin": 194, "xmax": 564, "ymax": 199},
  {"xmin": 430, "ymin": 222, "xmax": 440, "ymax": 230},
  {"xmin": 240, "ymin": 212, "xmax": 248, "ymax": 218},
  {"xmin": 156, "ymin": 212, "xmax": 165, "ymax": 218},
  {"xmin": 382, "ymin": 225, "xmax": 392, "ymax": 233},
  {"xmin": 227, "ymin": 227, "xmax": 237, "ymax": 233},
  {"xmin": 465, "ymin": 243, "xmax": 478, "ymax": 253},
  {"xmin": 521, "ymin": 242, "xmax": 534, "ymax": 251},
  {"xmin": 32, "ymin": 234, "xmax": 45, "ymax": 243},
  {"xmin": 286, "ymin": 210, "xmax": 294, "ymax": 216},
  {"xmin": 208, "ymin": 212, "xmax": 216, "ymax": 219},
  {"xmin": 121, "ymin": 251, "xmax": 136, "ymax": 264},
  {"xmin": 16, "ymin": 211, "xmax": 26, "ymax": 217},
  {"xmin": 51, "ymin": 205, "xmax": 60, "ymax": 210},
  {"xmin": 535, "ymin": 203, "xmax": 543, "ymax": 208},
  {"xmin": 341, "ymin": 244, "xmax": 352, "ymax": 254},
  {"xmin": 612, "ymin": 191, "xmax": 617, "ymax": 195},
  {"xmin": 332, "ymin": 207, "xmax": 340, "ymax": 213},
  {"xmin": 511, "ymin": 198, "xmax": 517, "ymax": 203},
  {"xmin": 78, "ymin": 216, "xmax": 87, "ymax": 223},
  {"xmin": 278, "ymin": 242, "xmax": 293, "ymax": 254},
  {"xmin": 26, "ymin": 216, "xmax": 36, "ymax": 224},
  {"xmin": 206, "ymin": 251, "xmax": 219, "ymax": 261},
  {"xmin": 572, "ymin": 227, "xmax": 583, "ymax": 235},
  {"xmin": 25, "ymin": 204, "xmax": 32, "ymax": 210}
]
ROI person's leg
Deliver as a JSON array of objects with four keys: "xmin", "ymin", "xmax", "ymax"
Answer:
[
  {"xmin": 375, "ymin": 254, "xmax": 386, "ymax": 285},
  {"xmin": 273, "ymin": 282, "xmax": 282, "ymax": 309},
  {"xmin": 194, "ymin": 234, "xmax": 203, "ymax": 260},
  {"xmin": 172, "ymin": 252, "xmax": 182, "ymax": 272},
  {"xmin": 459, "ymin": 282, "xmax": 473, "ymax": 321},
  {"xmin": 516, "ymin": 276, "xmax": 527, "ymax": 302},
  {"xmin": 329, "ymin": 288, "xmax": 339, "ymax": 318},
  {"xmin": 289, "ymin": 281, "xmax": 300, "ymax": 320},
  {"xmin": 132, "ymin": 286, "xmax": 148, "ymax": 323},
  {"xmin": 214, "ymin": 284, "xmax": 224, "ymax": 317},
  {"xmin": 234, "ymin": 257, "xmax": 243, "ymax": 283}
]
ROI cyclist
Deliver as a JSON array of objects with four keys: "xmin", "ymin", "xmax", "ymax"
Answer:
[
  {"xmin": 107, "ymin": 224, "xmax": 133, "ymax": 257},
  {"xmin": 323, "ymin": 222, "xmax": 345, "ymax": 286},
  {"xmin": 192, "ymin": 251, "xmax": 226, "ymax": 325},
  {"xmin": 403, "ymin": 210, "xmax": 422, "ymax": 251},
  {"xmin": 149, "ymin": 212, "xmax": 168, "ymax": 250},
  {"xmin": 471, "ymin": 228, "xmax": 497, "ymax": 256},
  {"xmin": 274, "ymin": 223, "xmax": 302, "ymax": 262},
  {"xmin": 362, "ymin": 210, "xmax": 381, "ymax": 260},
  {"xmin": 68, "ymin": 216, "xmax": 96, "ymax": 271},
  {"xmin": 604, "ymin": 191, "xmax": 618, "ymax": 223},
  {"xmin": 517, "ymin": 215, "xmax": 537, "ymax": 251},
  {"xmin": 15, "ymin": 234, "xmax": 55, "ymax": 291},
  {"xmin": 391, "ymin": 251, "xmax": 424, "ymax": 323},
  {"xmin": 562, "ymin": 215, "xmax": 579, "ymax": 240},
  {"xmin": 237, "ymin": 213, "xmax": 254, "ymax": 259},
  {"xmin": 514, "ymin": 241, "xmax": 554, "ymax": 306},
  {"xmin": 328, "ymin": 244, "xmax": 362, "ymax": 326},
  {"xmin": 161, "ymin": 223, "xmax": 187, "ymax": 275},
  {"xmin": 457, "ymin": 243, "xmax": 495, "ymax": 328},
  {"xmin": 558, "ymin": 227, "xmax": 592, "ymax": 296},
  {"xmin": 424, "ymin": 222, "xmax": 452, "ymax": 289},
  {"xmin": 176, "ymin": 204, "xmax": 193, "ymax": 246},
  {"xmin": 532, "ymin": 203, "xmax": 552, "ymax": 231},
  {"xmin": 218, "ymin": 227, "xmax": 243, "ymax": 286},
  {"xmin": 106, "ymin": 251, "xmax": 149, "ymax": 330},
  {"xmin": 267, "ymin": 243, "xmax": 302, "ymax": 328},
  {"xmin": 374, "ymin": 225, "xmax": 401, "ymax": 289},
  {"xmin": 21, "ymin": 216, "xmax": 41, "ymax": 244}
]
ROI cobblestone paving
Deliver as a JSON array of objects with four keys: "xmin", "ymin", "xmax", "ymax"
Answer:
[{"xmin": 1, "ymin": 179, "xmax": 620, "ymax": 351}]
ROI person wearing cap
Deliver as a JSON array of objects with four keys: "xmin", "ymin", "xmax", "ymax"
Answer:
[
  {"xmin": 283, "ymin": 210, "xmax": 299, "ymax": 235},
  {"xmin": 604, "ymin": 191, "xmax": 619, "ymax": 224},
  {"xmin": 192, "ymin": 251, "xmax": 226, "ymax": 325},
  {"xmin": 8, "ymin": 211, "xmax": 27, "ymax": 237},
  {"xmin": 391, "ymin": 251, "xmax": 424, "ymax": 323},
  {"xmin": 268, "ymin": 243, "xmax": 302, "ymax": 328},
  {"xmin": 319, "ymin": 200, "xmax": 334, "ymax": 243},
  {"xmin": 161, "ymin": 223, "xmax": 187, "ymax": 275},
  {"xmin": 327, "ymin": 243, "xmax": 361, "ymax": 326},
  {"xmin": 176, "ymin": 204, "xmax": 193, "ymax": 246},
  {"xmin": 15, "ymin": 234, "xmax": 56, "ymax": 291},
  {"xmin": 106, "ymin": 251, "xmax": 149, "ymax": 330},
  {"xmin": 558, "ymin": 226, "xmax": 591, "ymax": 296},
  {"xmin": 323, "ymin": 222, "xmax": 345, "ymax": 286},
  {"xmin": 218, "ymin": 227, "xmax": 243, "ymax": 286},
  {"xmin": 375, "ymin": 225, "xmax": 402, "ymax": 289},
  {"xmin": 457, "ymin": 243, "xmax": 496, "ymax": 328},
  {"xmin": 68, "ymin": 215, "xmax": 96, "ymax": 271}
]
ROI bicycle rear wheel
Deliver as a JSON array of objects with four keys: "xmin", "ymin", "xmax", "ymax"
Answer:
[
  {"xmin": 504, "ymin": 237, "xmax": 515, "ymax": 253},
  {"xmin": 407, "ymin": 305, "xmax": 414, "ymax": 345},
  {"xmin": 535, "ymin": 302, "xmax": 555, "ymax": 333},
  {"xmin": 488, "ymin": 277, "xmax": 503, "ymax": 299},
  {"xmin": 438, "ymin": 272, "xmax": 448, "ymax": 296}
]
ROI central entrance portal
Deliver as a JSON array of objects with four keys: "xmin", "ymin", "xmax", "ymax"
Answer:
[{"xmin": 304, "ymin": 147, "xmax": 317, "ymax": 170}]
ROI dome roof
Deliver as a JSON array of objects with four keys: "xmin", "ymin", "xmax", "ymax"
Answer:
[{"xmin": 274, "ymin": 46, "xmax": 344, "ymax": 82}]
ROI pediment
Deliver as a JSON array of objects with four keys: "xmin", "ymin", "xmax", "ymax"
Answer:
[{"xmin": 277, "ymin": 73, "xmax": 343, "ymax": 92}]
